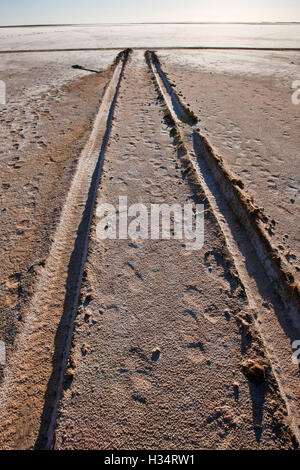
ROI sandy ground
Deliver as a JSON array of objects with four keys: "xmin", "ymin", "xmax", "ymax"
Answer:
[
  {"xmin": 55, "ymin": 52, "xmax": 296, "ymax": 450},
  {"xmin": 0, "ymin": 47, "xmax": 299, "ymax": 450},
  {"xmin": 158, "ymin": 50, "xmax": 300, "ymax": 282}
]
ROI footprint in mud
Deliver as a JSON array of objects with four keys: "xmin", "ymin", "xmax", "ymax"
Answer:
[
  {"xmin": 205, "ymin": 405, "xmax": 238, "ymax": 438},
  {"xmin": 37, "ymin": 141, "xmax": 47, "ymax": 148},
  {"xmin": 23, "ymin": 183, "xmax": 39, "ymax": 195},
  {"xmin": 128, "ymin": 242, "xmax": 139, "ymax": 249},
  {"xmin": 186, "ymin": 284, "xmax": 203, "ymax": 294},
  {"xmin": 151, "ymin": 348, "xmax": 161, "ymax": 361},
  {"xmin": 122, "ymin": 262, "xmax": 144, "ymax": 282},
  {"xmin": 154, "ymin": 165, "xmax": 171, "ymax": 178},
  {"xmin": 126, "ymin": 347, "xmax": 154, "ymax": 382},
  {"xmin": 83, "ymin": 293, "xmax": 93, "ymax": 307},
  {"xmin": 204, "ymin": 249, "xmax": 245, "ymax": 298},
  {"xmin": 185, "ymin": 309, "xmax": 198, "ymax": 321},
  {"xmin": 184, "ymin": 284, "xmax": 222, "ymax": 325},
  {"xmin": 131, "ymin": 376, "xmax": 152, "ymax": 397},
  {"xmin": 203, "ymin": 304, "xmax": 220, "ymax": 325},
  {"xmin": 145, "ymin": 183, "xmax": 164, "ymax": 198},
  {"xmin": 3, "ymin": 273, "xmax": 21, "ymax": 308},
  {"xmin": 97, "ymin": 303, "xmax": 120, "ymax": 322},
  {"xmin": 17, "ymin": 219, "xmax": 31, "ymax": 229},
  {"xmin": 112, "ymin": 177, "xmax": 128, "ymax": 186},
  {"xmin": 186, "ymin": 348, "xmax": 206, "ymax": 365},
  {"xmin": 187, "ymin": 341, "xmax": 204, "ymax": 351},
  {"xmin": 131, "ymin": 393, "xmax": 147, "ymax": 405},
  {"xmin": 186, "ymin": 340, "xmax": 206, "ymax": 365},
  {"xmin": 183, "ymin": 285, "xmax": 202, "ymax": 319}
]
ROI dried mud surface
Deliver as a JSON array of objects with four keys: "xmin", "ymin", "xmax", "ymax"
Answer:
[
  {"xmin": 0, "ymin": 49, "xmax": 299, "ymax": 450},
  {"xmin": 0, "ymin": 64, "xmax": 114, "ymax": 377},
  {"xmin": 55, "ymin": 53, "xmax": 297, "ymax": 450}
]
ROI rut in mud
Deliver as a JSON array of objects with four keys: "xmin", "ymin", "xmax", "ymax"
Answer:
[
  {"xmin": 0, "ymin": 49, "xmax": 131, "ymax": 450},
  {"xmin": 146, "ymin": 50, "xmax": 300, "ymax": 441},
  {"xmin": 54, "ymin": 52, "xmax": 297, "ymax": 450}
]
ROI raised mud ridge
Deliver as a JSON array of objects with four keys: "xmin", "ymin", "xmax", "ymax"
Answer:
[
  {"xmin": 0, "ymin": 48, "xmax": 132, "ymax": 450},
  {"xmin": 145, "ymin": 50, "xmax": 300, "ymax": 317},
  {"xmin": 145, "ymin": 50, "xmax": 300, "ymax": 443}
]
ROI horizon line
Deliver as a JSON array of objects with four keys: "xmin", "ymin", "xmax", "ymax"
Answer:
[{"xmin": 1, "ymin": 21, "xmax": 300, "ymax": 28}]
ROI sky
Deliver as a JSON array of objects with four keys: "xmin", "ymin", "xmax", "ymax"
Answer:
[{"xmin": 0, "ymin": 0, "xmax": 300, "ymax": 26}]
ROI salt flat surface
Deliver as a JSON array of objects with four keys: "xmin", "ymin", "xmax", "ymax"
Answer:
[
  {"xmin": 0, "ymin": 23, "xmax": 299, "ymax": 50},
  {"xmin": 0, "ymin": 36, "xmax": 299, "ymax": 448},
  {"xmin": 0, "ymin": 51, "xmax": 119, "ymax": 102},
  {"xmin": 158, "ymin": 49, "xmax": 300, "ymax": 81}
]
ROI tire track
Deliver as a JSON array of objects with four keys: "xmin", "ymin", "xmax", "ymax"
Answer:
[
  {"xmin": 54, "ymin": 51, "xmax": 296, "ymax": 450},
  {"xmin": 147, "ymin": 51, "xmax": 300, "ymax": 307},
  {"xmin": 0, "ymin": 48, "xmax": 132, "ymax": 450},
  {"xmin": 146, "ymin": 50, "xmax": 300, "ymax": 444}
]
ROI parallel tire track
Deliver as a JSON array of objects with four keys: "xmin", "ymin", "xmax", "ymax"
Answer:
[{"xmin": 53, "ymin": 52, "xmax": 296, "ymax": 450}]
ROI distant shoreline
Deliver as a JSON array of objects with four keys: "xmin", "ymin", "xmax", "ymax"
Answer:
[
  {"xmin": 0, "ymin": 22, "xmax": 300, "ymax": 28},
  {"xmin": 0, "ymin": 46, "xmax": 299, "ymax": 54}
]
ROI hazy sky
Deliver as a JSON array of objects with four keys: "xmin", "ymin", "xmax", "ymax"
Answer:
[{"xmin": 1, "ymin": 0, "xmax": 300, "ymax": 25}]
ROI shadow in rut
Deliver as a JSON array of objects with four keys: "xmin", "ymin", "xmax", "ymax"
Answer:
[
  {"xmin": 34, "ymin": 51, "xmax": 130, "ymax": 450},
  {"xmin": 249, "ymin": 381, "xmax": 267, "ymax": 442},
  {"xmin": 149, "ymin": 51, "xmax": 197, "ymax": 125}
]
